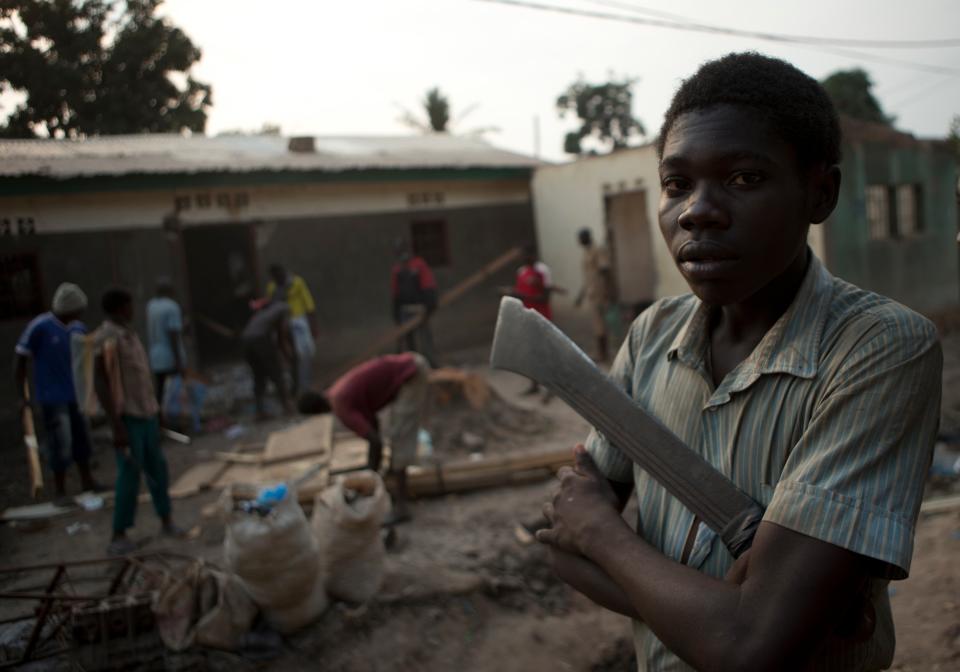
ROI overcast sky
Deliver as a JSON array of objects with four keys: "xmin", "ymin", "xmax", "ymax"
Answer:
[{"xmin": 158, "ymin": 0, "xmax": 958, "ymax": 161}]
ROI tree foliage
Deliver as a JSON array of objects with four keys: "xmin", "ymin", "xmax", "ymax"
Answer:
[
  {"xmin": 556, "ymin": 76, "xmax": 645, "ymax": 155},
  {"xmin": 820, "ymin": 68, "xmax": 892, "ymax": 125},
  {"xmin": 423, "ymin": 87, "xmax": 450, "ymax": 133},
  {"xmin": 399, "ymin": 86, "xmax": 453, "ymax": 134},
  {"xmin": 0, "ymin": 0, "xmax": 212, "ymax": 138}
]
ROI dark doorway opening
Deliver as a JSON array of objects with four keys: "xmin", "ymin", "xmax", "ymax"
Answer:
[{"xmin": 182, "ymin": 224, "xmax": 258, "ymax": 365}]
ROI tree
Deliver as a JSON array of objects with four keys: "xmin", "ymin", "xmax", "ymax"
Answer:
[
  {"xmin": 820, "ymin": 68, "xmax": 893, "ymax": 125},
  {"xmin": 0, "ymin": 0, "xmax": 212, "ymax": 138},
  {"xmin": 423, "ymin": 87, "xmax": 450, "ymax": 133},
  {"xmin": 556, "ymin": 76, "xmax": 645, "ymax": 155},
  {"xmin": 397, "ymin": 87, "xmax": 497, "ymax": 137}
]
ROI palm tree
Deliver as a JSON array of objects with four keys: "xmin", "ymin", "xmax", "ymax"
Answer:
[{"xmin": 397, "ymin": 87, "xmax": 497, "ymax": 137}]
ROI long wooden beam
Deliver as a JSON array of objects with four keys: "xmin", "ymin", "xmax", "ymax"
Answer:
[{"xmin": 319, "ymin": 246, "xmax": 522, "ymax": 385}]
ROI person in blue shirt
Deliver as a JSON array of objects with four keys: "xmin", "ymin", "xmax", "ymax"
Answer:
[
  {"xmin": 145, "ymin": 277, "xmax": 186, "ymax": 404},
  {"xmin": 14, "ymin": 282, "xmax": 103, "ymax": 505}
]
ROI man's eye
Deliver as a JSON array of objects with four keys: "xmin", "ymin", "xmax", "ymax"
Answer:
[
  {"xmin": 662, "ymin": 177, "xmax": 690, "ymax": 193},
  {"xmin": 729, "ymin": 172, "xmax": 763, "ymax": 186}
]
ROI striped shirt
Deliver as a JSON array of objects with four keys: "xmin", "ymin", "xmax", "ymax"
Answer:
[{"xmin": 587, "ymin": 254, "xmax": 942, "ymax": 671}]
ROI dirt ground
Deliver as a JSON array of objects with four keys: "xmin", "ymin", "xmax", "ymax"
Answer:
[{"xmin": 1, "ymin": 335, "xmax": 960, "ymax": 670}]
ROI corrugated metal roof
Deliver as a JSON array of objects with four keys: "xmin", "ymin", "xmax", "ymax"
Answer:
[{"xmin": 0, "ymin": 133, "xmax": 540, "ymax": 178}]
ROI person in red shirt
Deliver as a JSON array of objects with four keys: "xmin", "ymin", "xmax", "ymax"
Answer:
[
  {"xmin": 298, "ymin": 352, "xmax": 431, "ymax": 522},
  {"xmin": 512, "ymin": 245, "xmax": 553, "ymax": 321},
  {"xmin": 506, "ymin": 246, "xmax": 557, "ymax": 398},
  {"xmin": 391, "ymin": 240, "xmax": 438, "ymax": 366}
]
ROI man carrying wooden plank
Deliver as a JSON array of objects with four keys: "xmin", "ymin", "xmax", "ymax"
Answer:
[
  {"xmin": 14, "ymin": 282, "xmax": 104, "ymax": 505},
  {"xmin": 298, "ymin": 352, "xmax": 431, "ymax": 523},
  {"xmin": 391, "ymin": 239, "xmax": 438, "ymax": 367},
  {"xmin": 535, "ymin": 53, "xmax": 941, "ymax": 671}
]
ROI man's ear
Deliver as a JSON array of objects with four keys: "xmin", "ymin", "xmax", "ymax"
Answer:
[{"xmin": 808, "ymin": 164, "xmax": 841, "ymax": 224}]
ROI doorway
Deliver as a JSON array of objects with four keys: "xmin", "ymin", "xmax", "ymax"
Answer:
[
  {"xmin": 604, "ymin": 190, "xmax": 656, "ymax": 312},
  {"xmin": 181, "ymin": 224, "xmax": 258, "ymax": 365}
]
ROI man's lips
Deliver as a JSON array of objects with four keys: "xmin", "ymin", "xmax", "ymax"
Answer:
[
  {"xmin": 677, "ymin": 240, "xmax": 739, "ymax": 262},
  {"xmin": 676, "ymin": 241, "xmax": 739, "ymax": 280}
]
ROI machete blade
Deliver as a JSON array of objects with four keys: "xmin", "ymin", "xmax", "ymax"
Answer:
[{"xmin": 489, "ymin": 297, "xmax": 763, "ymax": 558}]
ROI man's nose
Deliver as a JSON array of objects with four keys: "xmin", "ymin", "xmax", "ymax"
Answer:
[{"xmin": 677, "ymin": 184, "xmax": 730, "ymax": 231}]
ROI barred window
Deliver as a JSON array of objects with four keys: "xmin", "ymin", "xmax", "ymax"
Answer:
[
  {"xmin": 411, "ymin": 220, "xmax": 450, "ymax": 267},
  {"xmin": 0, "ymin": 253, "xmax": 43, "ymax": 320},
  {"xmin": 896, "ymin": 184, "xmax": 923, "ymax": 235},
  {"xmin": 866, "ymin": 185, "xmax": 895, "ymax": 240}
]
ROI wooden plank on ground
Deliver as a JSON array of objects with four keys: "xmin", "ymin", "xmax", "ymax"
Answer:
[
  {"xmin": 920, "ymin": 494, "xmax": 960, "ymax": 514},
  {"xmin": 168, "ymin": 460, "xmax": 232, "ymax": 499},
  {"xmin": 263, "ymin": 415, "xmax": 333, "ymax": 462},
  {"xmin": 1, "ymin": 502, "xmax": 74, "ymax": 522}
]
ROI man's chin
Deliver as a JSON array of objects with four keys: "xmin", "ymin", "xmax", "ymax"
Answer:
[{"xmin": 686, "ymin": 280, "xmax": 745, "ymax": 307}]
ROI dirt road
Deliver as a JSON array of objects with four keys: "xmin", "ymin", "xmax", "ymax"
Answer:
[{"xmin": 1, "ymin": 343, "xmax": 959, "ymax": 670}]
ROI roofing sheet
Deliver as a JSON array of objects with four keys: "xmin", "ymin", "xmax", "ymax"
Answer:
[{"xmin": 0, "ymin": 133, "xmax": 540, "ymax": 178}]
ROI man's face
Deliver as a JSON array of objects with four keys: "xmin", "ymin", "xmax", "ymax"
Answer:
[
  {"xmin": 119, "ymin": 301, "xmax": 134, "ymax": 323},
  {"xmin": 658, "ymin": 105, "xmax": 814, "ymax": 306},
  {"xmin": 270, "ymin": 268, "xmax": 286, "ymax": 285}
]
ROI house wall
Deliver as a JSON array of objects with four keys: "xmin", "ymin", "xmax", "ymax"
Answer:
[
  {"xmin": 0, "ymin": 177, "xmax": 531, "ymax": 234},
  {"xmin": 824, "ymin": 141, "xmax": 958, "ymax": 314},
  {"xmin": 0, "ymin": 175, "xmax": 534, "ymax": 439},
  {"xmin": 532, "ymin": 145, "xmax": 683, "ymax": 343},
  {"xmin": 256, "ymin": 201, "xmax": 535, "ymax": 370}
]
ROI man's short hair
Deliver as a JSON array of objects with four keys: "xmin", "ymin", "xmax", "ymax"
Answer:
[
  {"xmin": 298, "ymin": 391, "xmax": 331, "ymax": 415},
  {"xmin": 101, "ymin": 287, "xmax": 133, "ymax": 316},
  {"xmin": 657, "ymin": 52, "xmax": 842, "ymax": 170}
]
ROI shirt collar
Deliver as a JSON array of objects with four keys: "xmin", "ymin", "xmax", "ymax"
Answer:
[{"xmin": 667, "ymin": 252, "xmax": 835, "ymax": 384}]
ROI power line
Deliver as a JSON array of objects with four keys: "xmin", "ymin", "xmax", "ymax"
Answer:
[
  {"xmin": 889, "ymin": 74, "xmax": 960, "ymax": 109},
  {"xmin": 470, "ymin": 0, "xmax": 960, "ymax": 52},
  {"xmin": 578, "ymin": 0, "xmax": 693, "ymax": 24}
]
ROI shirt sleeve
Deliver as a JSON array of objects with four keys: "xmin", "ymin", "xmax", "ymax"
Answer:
[
  {"xmin": 585, "ymin": 312, "xmax": 650, "ymax": 484},
  {"xmin": 416, "ymin": 258, "xmax": 437, "ymax": 290},
  {"xmin": 266, "ymin": 281, "xmax": 277, "ymax": 300},
  {"xmin": 15, "ymin": 322, "xmax": 37, "ymax": 356},
  {"xmin": 763, "ymin": 313, "xmax": 941, "ymax": 580},
  {"xmin": 330, "ymin": 396, "xmax": 373, "ymax": 438},
  {"xmin": 295, "ymin": 277, "xmax": 316, "ymax": 314}
]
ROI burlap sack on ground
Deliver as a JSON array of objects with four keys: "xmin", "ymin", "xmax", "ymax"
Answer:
[
  {"xmin": 312, "ymin": 471, "xmax": 391, "ymax": 604},
  {"xmin": 222, "ymin": 487, "xmax": 328, "ymax": 633},
  {"xmin": 154, "ymin": 561, "xmax": 257, "ymax": 652}
]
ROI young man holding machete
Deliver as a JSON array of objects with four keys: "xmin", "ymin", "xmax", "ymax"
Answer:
[{"xmin": 535, "ymin": 53, "xmax": 941, "ymax": 671}]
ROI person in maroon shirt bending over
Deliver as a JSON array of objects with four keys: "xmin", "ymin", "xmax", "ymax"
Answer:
[{"xmin": 298, "ymin": 352, "xmax": 431, "ymax": 522}]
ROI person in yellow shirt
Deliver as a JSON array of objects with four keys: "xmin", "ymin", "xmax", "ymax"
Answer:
[{"xmin": 266, "ymin": 264, "xmax": 318, "ymax": 394}]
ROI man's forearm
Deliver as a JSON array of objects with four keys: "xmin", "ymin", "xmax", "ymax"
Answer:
[
  {"xmin": 584, "ymin": 521, "xmax": 753, "ymax": 671},
  {"xmin": 549, "ymin": 547, "xmax": 640, "ymax": 619},
  {"xmin": 14, "ymin": 356, "xmax": 28, "ymax": 401},
  {"xmin": 93, "ymin": 359, "xmax": 121, "ymax": 428},
  {"xmin": 583, "ymin": 520, "xmax": 849, "ymax": 672}
]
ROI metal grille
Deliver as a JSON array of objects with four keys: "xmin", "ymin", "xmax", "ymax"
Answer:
[{"xmin": 0, "ymin": 253, "xmax": 43, "ymax": 320}]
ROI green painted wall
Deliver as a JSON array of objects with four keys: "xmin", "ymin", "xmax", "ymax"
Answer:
[{"xmin": 823, "ymin": 140, "xmax": 958, "ymax": 314}]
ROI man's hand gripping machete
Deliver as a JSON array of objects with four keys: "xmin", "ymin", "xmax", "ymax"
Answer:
[{"xmin": 489, "ymin": 297, "xmax": 763, "ymax": 558}]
